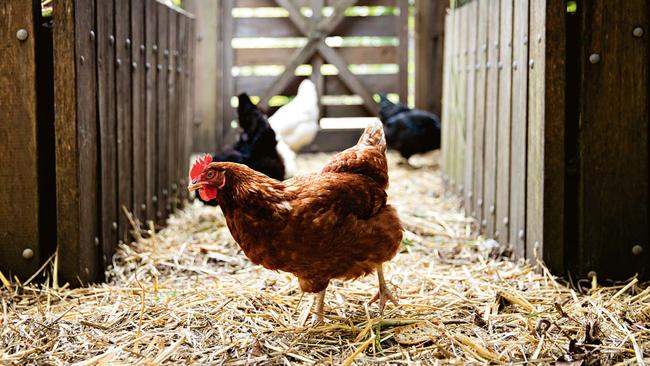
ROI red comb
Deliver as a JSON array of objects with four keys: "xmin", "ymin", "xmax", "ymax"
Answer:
[{"xmin": 190, "ymin": 153, "xmax": 213, "ymax": 181}]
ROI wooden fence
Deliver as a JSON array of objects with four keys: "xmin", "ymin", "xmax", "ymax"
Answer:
[
  {"xmin": 442, "ymin": 0, "xmax": 648, "ymax": 280},
  {"xmin": 0, "ymin": 0, "xmax": 195, "ymax": 285},
  {"xmin": 219, "ymin": 0, "xmax": 409, "ymax": 148}
]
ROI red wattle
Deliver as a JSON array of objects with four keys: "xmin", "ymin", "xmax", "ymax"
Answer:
[{"xmin": 199, "ymin": 187, "xmax": 218, "ymax": 202}]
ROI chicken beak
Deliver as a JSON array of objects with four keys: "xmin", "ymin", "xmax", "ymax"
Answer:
[{"xmin": 187, "ymin": 181, "xmax": 203, "ymax": 193}]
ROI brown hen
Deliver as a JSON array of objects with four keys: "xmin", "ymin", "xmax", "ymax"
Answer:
[{"xmin": 188, "ymin": 120, "xmax": 403, "ymax": 322}]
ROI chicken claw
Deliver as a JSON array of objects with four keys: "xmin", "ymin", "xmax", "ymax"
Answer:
[{"xmin": 369, "ymin": 265, "xmax": 398, "ymax": 314}]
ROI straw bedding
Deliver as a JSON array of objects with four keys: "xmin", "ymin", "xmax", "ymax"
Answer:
[{"xmin": 1, "ymin": 152, "xmax": 648, "ymax": 365}]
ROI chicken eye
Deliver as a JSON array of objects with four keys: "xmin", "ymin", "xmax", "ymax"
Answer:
[{"xmin": 206, "ymin": 171, "xmax": 215, "ymax": 179}]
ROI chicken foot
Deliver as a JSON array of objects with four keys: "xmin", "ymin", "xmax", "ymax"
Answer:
[{"xmin": 369, "ymin": 264, "xmax": 398, "ymax": 314}]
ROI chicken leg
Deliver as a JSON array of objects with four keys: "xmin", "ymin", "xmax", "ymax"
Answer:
[
  {"xmin": 369, "ymin": 264, "xmax": 398, "ymax": 314},
  {"xmin": 312, "ymin": 289, "xmax": 326, "ymax": 324}
]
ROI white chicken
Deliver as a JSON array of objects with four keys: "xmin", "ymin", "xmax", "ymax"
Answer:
[
  {"xmin": 276, "ymin": 138, "xmax": 297, "ymax": 178},
  {"xmin": 269, "ymin": 79, "xmax": 320, "ymax": 153}
]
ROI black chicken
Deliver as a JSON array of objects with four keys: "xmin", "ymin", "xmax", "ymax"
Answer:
[
  {"xmin": 378, "ymin": 95, "xmax": 441, "ymax": 163},
  {"xmin": 197, "ymin": 93, "xmax": 285, "ymax": 205}
]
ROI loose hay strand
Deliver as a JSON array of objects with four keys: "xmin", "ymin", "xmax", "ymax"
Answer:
[{"xmin": 0, "ymin": 151, "xmax": 648, "ymax": 365}]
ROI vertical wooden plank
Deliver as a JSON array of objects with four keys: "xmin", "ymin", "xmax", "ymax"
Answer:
[
  {"xmin": 440, "ymin": 10, "xmax": 453, "ymax": 186},
  {"xmin": 144, "ymin": 0, "xmax": 157, "ymax": 222},
  {"xmin": 483, "ymin": 0, "xmax": 500, "ymax": 237},
  {"xmin": 115, "ymin": 0, "xmax": 133, "ymax": 242},
  {"xmin": 414, "ymin": 0, "xmax": 446, "ymax": 115},
  {"xmin": 167, "ymin": 9, "xmax": 178, "ymax": 213},
  {"xmin": 222, "ymin": 0, "xmax": 236, "ymax": 146},
  {"xmin": 451, "ymin": 4, "xmax": 462, "ymax": 191},
  {"xmin": 177, "ymin": 14, "xmax": 188, "ymax": 203},
  {"xmin": 0, "ymin": 0, "xmax": 41, "ymax": 278},
  {"xmin": 132, "ymin": 0, "xmax": 146, "ymax": 224},
  {"xmin": 464, "ymin": 1, "xmax": 478, "ymax": 214},
  {"xmin": 509, "ymin": 0, "xmax": 529, "ymax": 258},
  {"xmin": 578, "ymin": 0, "xmax": 648, "ymax": 279},
  {"xmin": 184, "ymin": 0, "xmax": 222, "ymax": 152},
  {"xmin": 188, "ymin": 18, "xmax": 197, "ymax": 181},
  {"xmin": 311, "ymin": 0, "xmax": 325, "ymax": 118},
  {"xmin": 396, "ymin": 0, "xmax": 409, "ymax": 103},
  {"xmin": 156, "ymin": 3, "xmax": 169, "ymax": 222},
  {"xmin": 472, "ymin": 0, "xmax": 488, "ymax": 231},
  {"xmin": 454, "ymin": 4, "xmax": 468, "ymax": 197},
  {"xmin": 495, "ymin": 0, "xmax": 514, "ymax": 243},
  {"xmin": 97, "ymin": 0, "xmax": 118, "ymax": 266}
]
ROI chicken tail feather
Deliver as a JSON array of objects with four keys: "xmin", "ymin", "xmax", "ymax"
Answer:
[{"xmin": 357, "ymin": 119, "xmax": 386, "ymax": 154}]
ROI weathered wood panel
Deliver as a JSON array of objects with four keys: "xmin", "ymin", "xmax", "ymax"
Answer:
[
  {"xmin": 235, "ymin": 46, "xmax": 398, "ymax": 66},
  {"xmin": 234, "ymin": 16, "xmax": 397, "ymax": 37},
  {"xmin": 115, "ymin": 0, "xmax": 133, "ymax": 242},
  {"xmin": 156, "ymin": 3, "xmax": 169, "ymax": 222},
  {"xmin": 472, "ymin": 0, "xmax": 488, "ymax": 230},
  {"xmin": 235, "ymin": 73, "xmax": 398, "ymax": 96},
  {"xmin": 167, "ymin": 10, "xmax": 178, "ymax": 212},
  {"xmin": 509, "ymin": 0, "xmax": 528, "ymax": 257},
  {"xmin": 236, "ymin": 0, "xmax": 396, "ymax": 6},
  {"xmin": 0, "ymin": 0, "xmax": 42, "ymax": 278},
  {"xmin": 482, "ymin": 0, "xmax": 500, "ymax": 237},
  {"xmin": 440, "ymin": 8, "xmax": 453, "ymax": 187},
  {"xmin": 132, "ymin": 0, "xmax": 147, "ymax": 224},
  {"xmin": 463, "ymin": 1, "xmax": 478, "ymax": 214},
  {"xmin": 495, "ymin": 0, "xmax": 513, "ymax": 243},
  {"xmin": 396, "ymin": 0, "xmax": 408, "ymax": 103},
  {"xmin": 577, "ymin": 0, "xmax": 648, "ymax": 279},
  {"xmin": 414, "ymin": 0, "xmax": 446, "ymax": 115},
  {"xmin": 144, "ymin": 0, "xmax": 158, "ymax": 222},
  {"xmin": 97, "ymin": 0, "xmax": 118, "ymax": 266}
]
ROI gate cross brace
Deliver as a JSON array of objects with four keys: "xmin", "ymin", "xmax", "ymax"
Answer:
[{"xmin": 259, "ymin": 0, "xmax": 379, "ymax": 115}]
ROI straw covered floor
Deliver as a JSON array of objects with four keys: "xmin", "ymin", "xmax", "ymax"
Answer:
[{"xmin": 1, "ymin": 152, "xmax": 649, "ymax": 365}]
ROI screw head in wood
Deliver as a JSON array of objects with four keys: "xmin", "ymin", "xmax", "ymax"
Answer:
[
  {"xmin": 125, "ymin": 38, "xmax": 131, "ymax": 48},
  {"xmin": 174, "ymin": 50, "xmax": 179, "ymax": 56},
  {"xmin": 141, "ymin": 203, "xmax": 147, "ymax": 211},
  {"xmin": 468, "ymin": 192, "xmax": 473, "ymax": 199},
  {"xmin": 632, "ymin": 245, "xmax": 643, "ymax": 255},
  {"xmin": 494, "ymin": 231, "xmax": 499, "ymax": 238},
  {"xmin": 503, "ymin": 217, "xmax": 509, "ymax": 226},
  {"xmin": 109, "ymin": 35, "xmax": 115, "ymax": 45},
  {"xmin": 512, "ymin": 61, "xmax": 518, "ymax": 70},
  {"xmin": 22, "ymin": 248, "xmax": 34, "ymax": 259},
  {"xmin": 145, "ymin": 62, "xmax": 151, "ymax": 70},
  {"xmin": 589, "ymin": 53, "xmax": 600, "ymax": 64},
  {"xmin": 164, "ymin": 49, "xmax": 169, "ymax": 57},
  {"xmin": 94, "ymin": 237, "xmax": 99, "ymax": 246},
  {"xmin": 489, "ymin": 205, "xmax": 495, "ymax": 214},
  {"xmin": 16, "ymin": 29, "xmax": 28, "ymax": 41},
  {"xmin": 518, "ymin": 229, "xmax": 525, "ymax": 240},
  {"xmin": 132, "ymin": 62, "xmax": 137, "ymax": 70},
  {"xmin": 80, "ymin": 55, "xmax": 86, "ymax": 64},
  {"xmin": 140, "ymin": 44, "xmax": 146, "ymax": 52},
  {"xmin": 481, "ymin": 219, "xmax": 487, "ymax": 227},
  {"xmin": 523, "ymin": 35, "xmax": 528, "ymax": 45},
  {"xmin": 176, "ymin": 66, "xmax": 182, "ymax": 73},
  {"xmin": 498, "ymin": 62, "xmax": 503, "ymax": 70},
  {"xmin": 152, "ymin": 196, "xmax": 158, "ymax": 203},
  {"xmin": 156, "ymin": 211, "xmax": 162, "ymax": 218},
  {"xmin": 494, "ymin": 41, "xmax": 499, "ymax": 48},
  {"xmin": 90, "ymin": 30, "xmax": 96, "ymax": 41},
  {"xmin": 116, "ymin": 58, "xmax": 121, "ymax": 67},
  {"xmin": 477, "ymin": 199, "xmax": 483, "ymax": 208},
  {"xmin": 172, "ymin": 183, "xmax": 178, "ymax": 192},
  {"xmin": 168, "ymin": 65, "xmax": 172, "ymax": 72},
  {"xmin": 153, "ymin": 44, "xmax": 158, "ymax": 52},
  {"xmin": 157, "ymin": 64, "xmax": 162, "ymax": 71},
  {"xmin": 587, "ymin": 271, "xmax": 597, "ymax": 279},
  {"xmin": 486, "ymin": 62, "xmax": 491, "ymax": 69},
  {"xmin": 162, "ymin": 189, "xmax": 168, "ymax": 197},
  {"xmin": 112, "ymin": 222, "xmax": 118, "ymax": 231},
  {"xmin": 633, "ymin": 27, "xmax": 644, "ymax": 38},
  {"xmin": 529, "ymin": 59, "xmax": 535, "ymax": 69}
]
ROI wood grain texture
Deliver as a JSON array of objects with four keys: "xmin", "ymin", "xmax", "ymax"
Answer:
[
  {"xmin": 414, "ymin": 0, "xmax": 445, "ymax": 115},
  {"xmin": 463, "ymin": 1, "xmax": 478, "ymax": 214},
  {"xmin": 221, "ymin": 0, "xmax": 237, "ymax": 145},
  {"xmin": 482, "ymin": 0, "xmax": 500, "ymax": 238},
  {"xmin": 156, "ymin": 3, "xmax": 169, "ymax": 222},
  {"xmin": 509, "ymin": 0, "xmax": 529, "ymax": 258},
  {"xmin": 495, "ymin": 0, "xmax": 513, "ymax": 244},
  {"xmin": 396, "ymin": 0, "xmax": 408, "ymax": 103},
  {"xmin": 0, "ymin": 0, "xmax": 41, "ymax": 278},
  {"xmin": 97, "ymin": 0, "xmax": 118, "ymax": 266},
  {"xmin": 144, "ymin": 0, "xmax": 157, "ymax": 222},
  {"xmin": 235, "ymin": 73, "xmax": 398, "ymax": 96},
  {"xmin": 167, "ymin": 10, "xmax": 178, "ymax": 213},
  {"xmin": 472, "ymin": 0, "xmax": 488, "ymax": 231},
  {"xmin": 577, "ymin": 0, "xmax": 648, "ymax": 279},
  {"xmin": 234, "ymin": 46, "xmax": 398, "ymax": 66},
  {"xmin": 440, "ymin": 11, "xmax": 452, "ymax": 187},
  {"xmin": 234, "ymin": 16, "xmax": 397, "ymax": 38},
  {"xmin": 132, "ymin": 0, "xmax": 147, "ymax": 224}
]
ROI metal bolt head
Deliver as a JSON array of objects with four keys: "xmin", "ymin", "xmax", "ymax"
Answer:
[
  {"xmin": 164, "ymin": 49, "xmax": 169, "ymax": 57},
  {"xmin": 477, "ymin": 199, "xmax": 483, "ymax": 208},
  {"xmin": 145, "ymin": 62, "xmax": 151, "ymax": 70},
  {"xmin": 523, "ymin": 35, "xmax": 528, "ymax": 45},
  {"xmin": 633, "ymin": 27, "xmax": 644, "ymax": 38},
  {"xmin": 132, "ymin": 62, "xmax": 137, "ymax": 70},
  {"xmin": 498, "ymin": 62, "xmax": 503, "ymax": 70},
  {"xmin": 140, "ymin": 44, "xmax": 146, "ymax": 52},
  {"xmin": 162, "ymin": 189, "xmax": 168, "ymax": 197},
  {"xmin": 22, "ymin": 248, "xmax": 34, "ymax": 259},
  {"xmin": 489, "ymin": 205, "xmax": 495, "ymax": 214},
  {"xmin": 503, "ymin": 217, "xmax": 509, "ymax": 226},
  {"xmin": 529, "ymin": 59, "xmax": 535, "ymax": 69},
  {"xmin": 482, "ymin": 44, "xmax": 487, "ymax": 52},
  {"xmin": 94, "ymin": 237, "xmax": 100, "ymax": 246},
  {"xmin": 156, "ymin": 211, "xmax": 162, "ymax": 218},
  {"xmin": 468, "ymin": 192, "xmax": 473, "ymax": 199},
  {"xmin": 153, "ymin": 44, "xmax": 158, "ymax": 52},
  {"xmin": 125, "ymin": 38, "xmax": 131, "ymax": 48},
  {"xmin": 157, "ymin": 64, "xmax": 162, "ymax": 71},
  {"xmin": 537, "ymin": 33, "xmax": 542, "ymax": 43},
  {"xmin": 116, "ymin": 58, "xmax": 122, "ymax": 67},
  {"xmin": 513, "ymin": 61, "xmax": 518, "ymax": 70},
  {"xmin": 486, "ymin": 62, "xmax": 491, "ymax": 69},
  {"xmin": 494, "ymin": 41, "xmax": 499, "ymax": 48},
  {"xmin": 90, "ymin": 30, "xmax": 96, "ymax": 41},
  {"xmin": 494, "ymin": 231, "xmax": 499, "ymax": 239},
  {"xmin": 141, "ymin": 203, "xmax": 147, "ymax": 212},
  {"xmin": 80, "ymin": 55, "xmax": 86, "ymax": 64},
  {"xmin": 16, "ymin": 29, "xmax": 28, "ymax": 41},
  {"xmin": 109, "ymin": 35, "xmax": 115, "ymax": 45},
  {"xmin": 632, "ymin": 245, "xmax": 643, "ymax": 256},
  {"xmin": 518, "ymin": 229, "xmax": 525, "ymax": 240},
  {"xmin": 152, "ymin": 195, "xmax": 158, "ymax": 203},
  {"xmin": 589, "ymin": 53, "xmax": 601, "ymax": 64},
  {"xmin": 176, "ymin": 66, "xmax": 182, "ymax": 73}
]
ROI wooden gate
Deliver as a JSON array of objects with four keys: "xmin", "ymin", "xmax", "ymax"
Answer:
[{"xmin": 220, "ymin": 0, "xmax": 409, "ymax": 149}]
